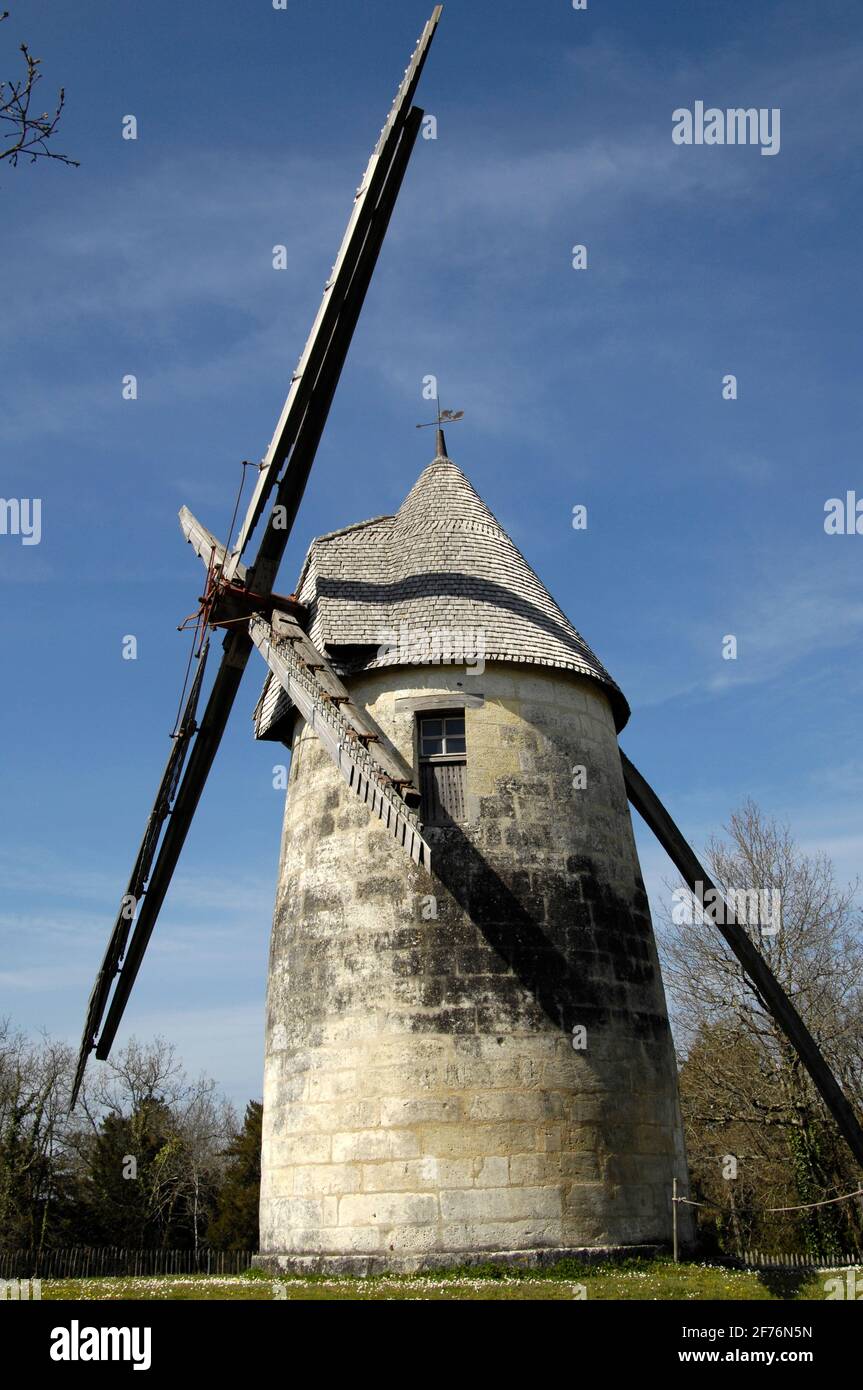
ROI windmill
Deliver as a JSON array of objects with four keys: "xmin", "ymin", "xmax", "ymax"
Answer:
[{"xmin": 74, "ymin": 6, "xmax": 863, "ymax": 1270}]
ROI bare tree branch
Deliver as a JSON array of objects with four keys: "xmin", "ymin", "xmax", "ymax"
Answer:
[
  {"xmin": 0, "ymin": 11, "xmax": 78, "ymax": 169},
  {"xmin": 656, "ymin": 802, "xmax": 863, "ymax": 1252}
]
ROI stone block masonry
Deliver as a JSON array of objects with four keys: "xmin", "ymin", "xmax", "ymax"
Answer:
[{"xmin": 256, "ymin": 663, "xmax": 693, "ymax": 1273}]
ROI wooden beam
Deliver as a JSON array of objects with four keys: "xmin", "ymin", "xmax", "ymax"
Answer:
[
  {"xmin": 178, "ymin": 506, "xmax": 247, "ymax": 585},
  {"xmin": 271, "ymin": 611, "xmax": 418, "ymax": 792},
  {"xmin": 621, "ymin": 750, "xmax": 863, "ymax": 1170},
  {"xmin": 71, "ymin": 642, "xmax": 210, "ymax": 1103},
  {"xmin": 92, "ymin": 628, "xmax": 253, "ymax": 1064},
  {"xmin": 393, "ymin": 693, "xmax": 485, "ymax": 713},
  {"xmin": 243, "ymin": 103, "xmax": 425, "ymax": 599},
  {"xmin": 251, "ymin": 616, "xmax": 431, "ymax": 870}
]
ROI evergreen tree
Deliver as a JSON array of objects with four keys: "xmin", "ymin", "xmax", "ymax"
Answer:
[{"xmin": 207, "ymin": 1101, "xmax": 262, "ymax": 1251}]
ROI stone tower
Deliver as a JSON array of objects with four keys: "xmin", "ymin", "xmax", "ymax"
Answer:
[{"xmin": 254, "ymin": 445, "xmax": 692, "ymax": 1273}]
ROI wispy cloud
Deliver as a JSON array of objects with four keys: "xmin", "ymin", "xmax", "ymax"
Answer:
[
  {"xmin": 0, "ymin": 108, "xmax": 767, "ymax": 450},
  {"xmin": 0, "ymin": 849, "xmax": 273, "ymax": 917},
  {"xmin": 630, "ymin": 546, "xmax": 863, "ymax": 712}
]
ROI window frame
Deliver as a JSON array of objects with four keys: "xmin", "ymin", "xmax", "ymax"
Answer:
[
  {"xmin": 418, "ymin": 712, "xmax": 467, "ymax": 762},
  {"xmin": 415, "ymin": 709, "xmax": 468, "ymax": 825}
]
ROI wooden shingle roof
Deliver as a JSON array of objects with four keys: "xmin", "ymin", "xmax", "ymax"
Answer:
[{"xmin": 264, "ymin": 451, "xmax": 630, "ymax": 732}]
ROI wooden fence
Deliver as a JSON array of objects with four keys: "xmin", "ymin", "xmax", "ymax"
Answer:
[
  {"xmin": 0, "ymin": 1248, "xmax": 256, "ymax": 1279},
  {"xmin": 4, "ymin": 1245, "xmax": 861, "ymax": 1280},
  {"xmin": 734, "ymin": 1249, "xmax": 863, "ymax": 1271}
]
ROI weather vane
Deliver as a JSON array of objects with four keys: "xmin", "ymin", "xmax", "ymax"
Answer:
[
  {"xmin": 416, "ymin": 403, "xmax": 465, "ymax": 432},
  {"xmin": 416, "ymin": 395, "xmax": 464, "ymax": 456}
]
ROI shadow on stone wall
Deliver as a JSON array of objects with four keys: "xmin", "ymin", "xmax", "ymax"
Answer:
[{"xmin": 419, "ymin": 819, "xmax": 671, "ymax": 1049}]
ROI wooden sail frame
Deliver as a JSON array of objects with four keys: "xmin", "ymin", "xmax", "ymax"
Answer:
[{"xmin": 71, "ymin": 10, "xmax": 443, "ymax": 1101}]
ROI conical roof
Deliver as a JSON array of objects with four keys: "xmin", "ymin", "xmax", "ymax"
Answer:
[{"xmin": 287, "ymin": 450, "xmax": 629, "ymax": 730}]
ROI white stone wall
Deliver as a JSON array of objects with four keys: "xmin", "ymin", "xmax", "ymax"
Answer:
[{"xmin": 259, "ymin": 664, "xmax": 692, "ymax": 1269}]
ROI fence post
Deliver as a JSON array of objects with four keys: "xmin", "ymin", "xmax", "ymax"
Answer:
[{"xmin": 672, "ymin": 1178, "xmax": 679, "ymax": 1263}]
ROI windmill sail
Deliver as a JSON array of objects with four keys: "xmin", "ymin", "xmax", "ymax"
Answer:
[
  {"xmin": 622, "ymin": 751, "xmax": 863, "ymax": 1169},
  {"xmin": 70, "ymin": 643, "xmax": 209, "ymax": 1105},
  {"xmin": 71, "ymin": 10, "xmax": 443, "ymax": 1103},
  {"xmin": 226, "ymin": 4, "xmax": 443, "ymax": 576},
  {"xmin": 179, "ymin": 505, "xmax": 247, "ymax": 586},
  {"xmin": 250, "ymin": 614, "xmax": 431, "ymax": 869}
]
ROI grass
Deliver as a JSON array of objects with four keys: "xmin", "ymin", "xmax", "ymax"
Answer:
[{"xmin": 36, "ymin": 1257, "xmax": 851, "ymax": 1301}]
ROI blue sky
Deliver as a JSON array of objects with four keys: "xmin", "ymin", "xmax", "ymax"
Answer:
[{"xmin": 2, "ymin": 0, "xmax": 861, "ymax": 1107}]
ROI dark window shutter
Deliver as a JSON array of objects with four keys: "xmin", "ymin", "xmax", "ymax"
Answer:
[{"xmin": 420, "ymin": 760, "xmax": 466, "ymax": 825}]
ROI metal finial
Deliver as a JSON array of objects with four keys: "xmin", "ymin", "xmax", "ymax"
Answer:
[{"xmin": 416, "ymin": 396, "xmax": 465, "ymax": 458}]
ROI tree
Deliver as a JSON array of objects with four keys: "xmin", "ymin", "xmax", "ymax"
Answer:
[
  {"xmin": 0, "ymin": 1021, "xmax": 76, "ymax": 1253},
  {"xmin": 68, "ymin": 1037, "xmax": 235, "ymax": 1251},
  {"xmin": 70, "ymin": 1098, "xmax": 184, "ymax": 1247},
  {"xmin": 0, "ymin": 1025, "xmax": 244, "ymax": 1253},
  {"xmin": 1, "ymin": 10, "xmax": 77, "ymax": 169},
  {"xmin": 658, "ymin": 801, "xmax": 863, "ymax": 1254},
  {"xmin": 207, "ymin": 1101, "xmax": 262, "ymax": 1251}
]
